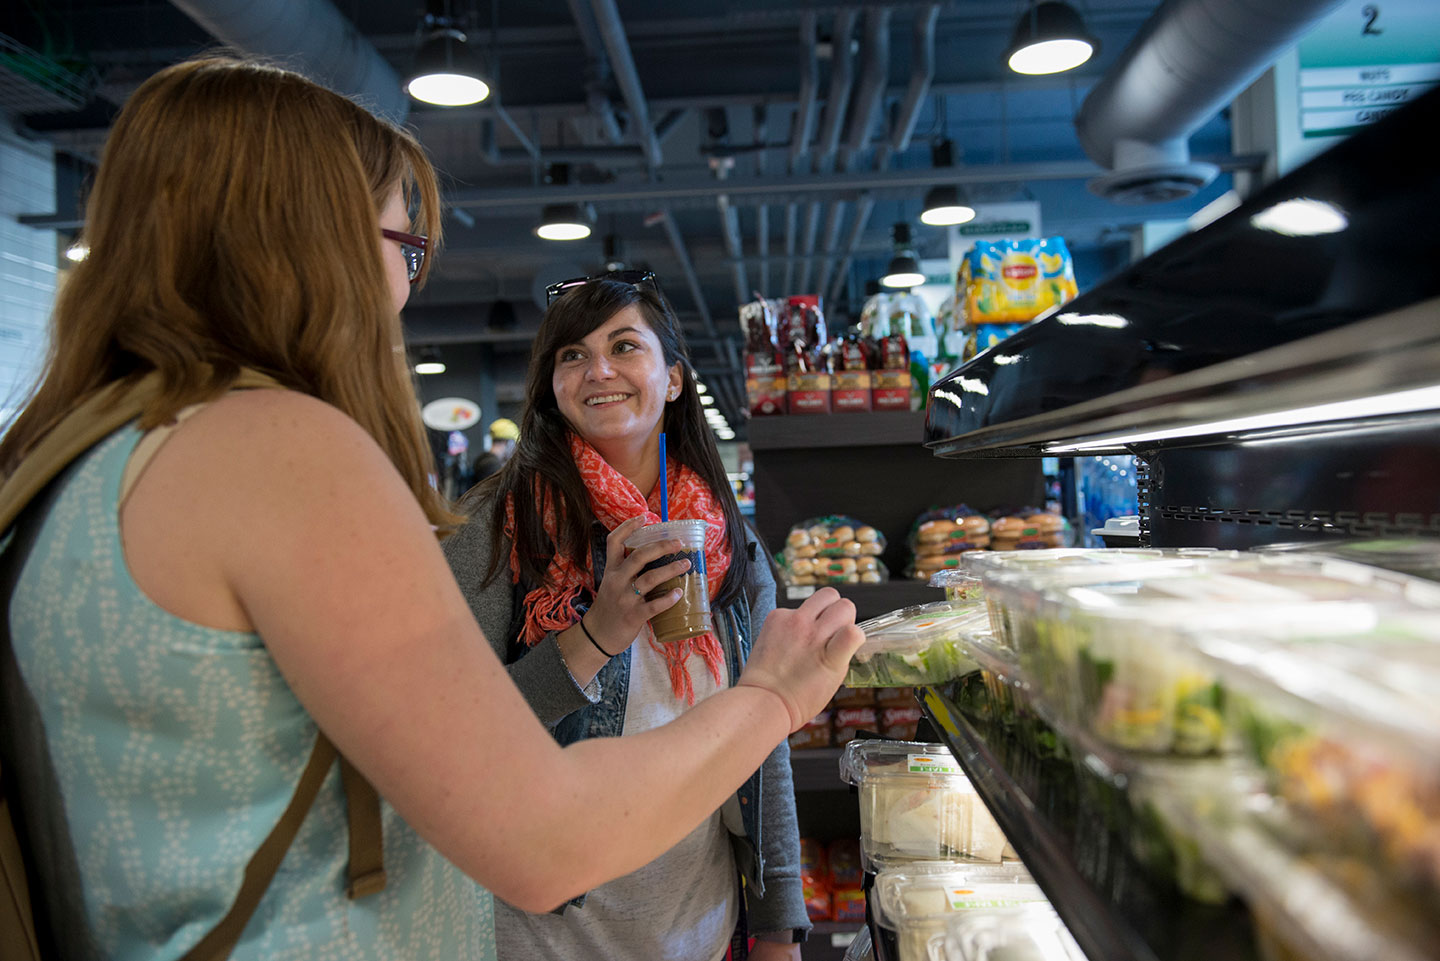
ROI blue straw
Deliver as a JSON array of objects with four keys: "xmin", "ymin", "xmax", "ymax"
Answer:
[{"xmin": 658, "ymin": 432, "xmax": 669, "ymax": 521}]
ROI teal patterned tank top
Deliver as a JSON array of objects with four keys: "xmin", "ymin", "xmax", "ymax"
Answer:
[{"xmin": 7, "ymin": 425, "xmax": 495, "ymax": 960}]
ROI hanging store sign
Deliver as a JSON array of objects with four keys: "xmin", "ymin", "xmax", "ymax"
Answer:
[{"xmin": 1297, "ymin": 0, "xmax": 1440, "ymax": 138}]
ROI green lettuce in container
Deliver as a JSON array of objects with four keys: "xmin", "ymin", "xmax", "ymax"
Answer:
[{"xmin": 847, "ymin": 602, "xmax": 987, "ymax": 688}]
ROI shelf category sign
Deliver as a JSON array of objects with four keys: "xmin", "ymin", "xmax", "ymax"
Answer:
[{"xmin": 1297, "ymin": 0, "xmax": 1440, "ymax": 138}]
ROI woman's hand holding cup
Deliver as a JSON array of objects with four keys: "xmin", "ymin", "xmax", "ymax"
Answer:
[
  {"xmin": 585, "ymin": 515, "xmax": 690, "ymax": 654},
  {"xmin": 738, "ymin": 588, "xmax": 864, "ymax": 732}
]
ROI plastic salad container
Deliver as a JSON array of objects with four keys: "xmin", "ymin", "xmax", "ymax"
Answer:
[
  {"xmin": 1255, "ymin": 538, "xmax": 1440, "ymax": 583},
  {"xmin": 937, "ymin": 904, "xmax": 1086, "ymax": 961},
  {"xmin": 872, "ymin": 860, "xmax": 1047, "ymax": 961},
  {"xmin": 847, "ymin": 602, "xmax": 988, "ymax": 688},
  {"xmin": 840, "ymin": 740, "xmax": 1009, "ymax": 868},
  {"xmin": 929, "ymin": 569, "xmax": 984, "ymax": 603},
  {"xmin": 1190, "ymin": 622, "xmax": 1440, "ymax": 940},
  {"xmin": 1140, "ymin": 755, "xmax": 1437, "ymax": 961},
  {"xmin": 984, "ymin": 553, "xmax": 1440, "ymax": 755}
]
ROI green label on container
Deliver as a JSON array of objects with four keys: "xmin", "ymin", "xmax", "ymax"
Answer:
[{"xmin": 906, "ymin": 752, "xmax": 960, "ymax": 775}]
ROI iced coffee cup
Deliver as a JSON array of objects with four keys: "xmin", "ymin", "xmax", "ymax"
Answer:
[{"xmin": 625, "ymin": 519, "xmax": 712, "ymax": 644}]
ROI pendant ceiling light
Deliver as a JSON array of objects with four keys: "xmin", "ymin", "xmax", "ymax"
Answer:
[
  {"xmin": 1006, "ymin": 1, "xmax": 1098, "ymax": 76},
  {"xmin": 414, "ymin": 346, "xmax": 446, "ymax": 375},
  {"xmin": 919, "ymin": 140, "xmax": 976, "ymax": 227},
  {"xmin": 535, "ymin": 203, "xmax": 595, "ymax": 241},
  {"xmin": 880, "ymin": 222, "xmax": 925, "ymax": 289},
  {"xmin": 405, "ymin": 1, "xmax": 491, "ymax": 107}
]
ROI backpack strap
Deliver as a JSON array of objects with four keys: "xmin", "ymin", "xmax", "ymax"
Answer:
[{"xmin": 0, "ymin": 754, "xmax": 40, "ymax": 960}]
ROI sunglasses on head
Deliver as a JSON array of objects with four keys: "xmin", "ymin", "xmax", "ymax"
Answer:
[{"xmin": 544, "ymin": 269, "xmax": 659, "ymax": 305}]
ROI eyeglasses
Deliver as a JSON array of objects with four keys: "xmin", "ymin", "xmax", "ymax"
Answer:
[
  {"xmin": 382, "ymin": 228, "xmax": 428, "ymax": 283},
  {"xmin": 544, "ymin": 269, "xmax": 658, "ymax": 305}
]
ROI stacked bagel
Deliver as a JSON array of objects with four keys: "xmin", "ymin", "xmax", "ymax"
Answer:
[
  {"xmin": 912, "ymin": 515, "xmax": 991, "ymax": 578},
  {"xmin": 783, "ymin": 519, "xmax": 886, "ymax": 585}
]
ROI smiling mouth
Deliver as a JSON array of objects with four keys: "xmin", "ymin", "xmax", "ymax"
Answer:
[{"xmin": 585, "ymin": 393, "xmax": 631, "ymax": 406}]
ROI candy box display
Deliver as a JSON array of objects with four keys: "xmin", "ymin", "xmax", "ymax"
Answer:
[
  {"xmin": 780, "ymin": 515, "xmax": 887, "ymax": 586},
  {"xmin": 937, "ymin": 904, "xmax": 1086, "ymax": 961},
  {"xmin": 871, "ymin": 859, "xmax": 1046, "ymax": 961},
  {"xmin": 847, "ymin": 602, "xmax": 987, "ymax": 688},
  {"xmin": 740, "ymin": 298, "xmax": 786, "ymax": 415}
]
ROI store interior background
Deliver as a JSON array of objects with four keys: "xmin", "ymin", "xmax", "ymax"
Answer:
[{"xmin": 0, "ymin": 0, "xmax": 1412, "ymax": 536}]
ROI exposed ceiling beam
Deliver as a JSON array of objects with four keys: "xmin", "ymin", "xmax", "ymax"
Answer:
[{"xmin": 447, "ymin": 156, "xmax": 1263, "ymax": 211}]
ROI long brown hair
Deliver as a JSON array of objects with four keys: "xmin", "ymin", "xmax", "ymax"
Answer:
[
  {"xmin": 0, "ymin": 55, "xmax": 460, "ymax": 530},
  {"xmin": 480, "ymin": 280, "xmax": 752, "ymax": 610}
]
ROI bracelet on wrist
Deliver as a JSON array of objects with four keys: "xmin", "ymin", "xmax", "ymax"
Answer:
[{"xmin": 578, "ymin": 615, "xmax": 616, "ymax": 658}]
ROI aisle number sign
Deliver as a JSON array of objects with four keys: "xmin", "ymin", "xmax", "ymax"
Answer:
[{"xmin": 1297, "ymin": 0, "xmax": 1440, "ymax": 138}]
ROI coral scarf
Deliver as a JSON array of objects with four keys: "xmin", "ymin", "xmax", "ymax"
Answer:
[{"xmin": 505, "ymin": 432, "xmax": 732, "ymax": 703}]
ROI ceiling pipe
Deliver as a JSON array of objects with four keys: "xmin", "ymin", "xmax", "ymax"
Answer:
[
  {"xmin": 800, "ymin": 8, "xmax": 858, "ymax": 295},
  {"xmin": 169, "ymin": 0, "xmax": 408, "ymax": 123},
  {"xmin": 565, "ymin": 0, "xmax": 625, "ymax": 144},
  {"xmin": 718, "ymin": 193, "xmax": 750, "ymax": 307},
  {"xmin": 828, "ymin": 4, "xmax": 938, "ymax": 306},
  {"xmin": 587, "ymin": 0, "xmax": 663, "ymax": 170},
  {"xmin": 447, "ymin": 156, "xmax": 1266, "ymax": 210},
  {"xmin": 784, "ymin": 12, "xmax": 819, "ymax": 297},
  {"xmin": 753, "ymin": 104, "xmax": 771, "ymax": 297},
  {"xmin": 1075, "ymin": 0, "xmax": 1346, "ymax": 203},
  {"xmin": 821, "ymin": 7, "xmax": 890, "ymax": 299},
  {"xmin": 659, "ymin": 209, "xmax": 718, "ymax": 338}
]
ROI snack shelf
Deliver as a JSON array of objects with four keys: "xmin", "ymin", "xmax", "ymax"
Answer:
[{"xmin": 916, "ymin": 683, "xmax": 1256, "ymax": 961}]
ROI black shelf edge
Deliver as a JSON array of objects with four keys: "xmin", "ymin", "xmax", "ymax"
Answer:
[
  {"xmin": 748, "ymin": 410, "xmax": 929, "ymax": 450},
  {"xmin": 925, "ymin": 296, "xmax": 1440, "ymax": 458},
  {"xmin": 781, "ymin": 579, "xmax": 942, "ymax": 620},
  {"xmin": 918, "ymin": 687, "xmax": 1161, "ymax": 961}
]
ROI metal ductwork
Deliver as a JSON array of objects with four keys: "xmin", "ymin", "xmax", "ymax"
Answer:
[
  {"xmin": 1075, "ymin": 0, "xmax": 1344, "ymax": 204},
  {"xmin": 169, "ymin": 0, "xmax": 408, "ymax": 123}
]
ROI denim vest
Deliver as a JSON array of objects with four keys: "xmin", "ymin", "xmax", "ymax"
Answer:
[{"xmin": 535, "ymin": 526, "xmax": 769, "ymax": 902}]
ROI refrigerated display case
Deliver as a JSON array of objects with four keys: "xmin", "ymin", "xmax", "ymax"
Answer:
[{"xmin": 912, "ymin": 87, "xmax": 1440, "ymax": 961}]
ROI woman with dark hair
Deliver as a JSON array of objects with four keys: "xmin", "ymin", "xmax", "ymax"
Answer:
[
  {"xmin": 0, "ymin": 57, "xmax": 862, "ymax": 961},
  {"xmin": 444, "ymin": 276, "xmax": 810, "ymax": 960}
]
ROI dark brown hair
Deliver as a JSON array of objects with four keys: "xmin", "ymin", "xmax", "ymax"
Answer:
[
  {"xmin": 0, "ymin": 55, "xmax": 460, "ymax": 530},
  {"xmin": 480, "ymin": 280, "xmax": 752, "ymax": 609}
]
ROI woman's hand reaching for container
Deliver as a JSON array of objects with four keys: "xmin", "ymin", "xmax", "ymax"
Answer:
[{"xmin": 737, "ymin": 587, "xmax": 864, "ymax": 731}]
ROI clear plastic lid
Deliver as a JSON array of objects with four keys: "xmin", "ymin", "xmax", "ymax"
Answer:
[
  {"xmin": 938, "ymin": 904, "xmax": 1087, "ymax": 961},
  {"xmin": 839, "ymin": 739, "xmax": 968, "ymax": 787},
  {"xmin": 872, "ymin": 861, "xmax": 1049, "ymax": 930},
  {"xmin": 961, "ymin": 547, "xmax": 1176, "ymax": 577},
  {"xmin": 855, "ymin": 603, "xmax": 989, "ymax": 659},
  {"xmin": 928, "ymin": 570, "xmax": 984, "ymax": 599},
  {"xmin": 1254, "ymin": 538, "xmax": 1440, "ymax": 582}
]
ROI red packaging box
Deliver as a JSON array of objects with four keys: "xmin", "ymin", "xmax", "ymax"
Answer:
[
  {"xmin": 745, "ymin": 352, "xmax": 787, "ymax": 416},
  {"xmin": 787, "ymin": 371, "xmax": 832, "ymax": 414},
  {"xmin": 832, "ymin": 888, "xmax": 866, "ymax": 923},
  {"xmin": 872, "ymin": 368, "xmax": 911, "ymax": 411},
  {"xmin": 832, "ymin": 370, "xmax": 873, "ymax": 412}
]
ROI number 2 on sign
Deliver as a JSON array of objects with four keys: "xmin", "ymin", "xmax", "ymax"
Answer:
[{"xmin": 1362, "ymin": 4, "xmax": 1383, "ymax": 36}]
